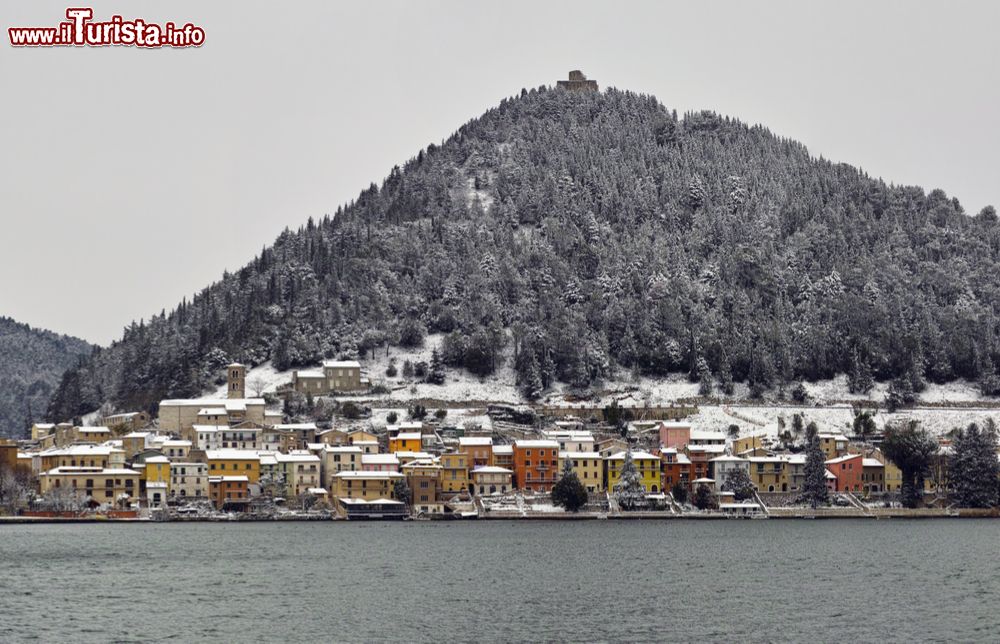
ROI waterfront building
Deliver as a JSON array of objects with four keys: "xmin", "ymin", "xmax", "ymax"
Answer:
[
  {"xmin": 558, "ymin": 451, "xmax": 603, "ymax": 492},
  {"xmin": 471, "ymin": 466, "xmax": 513, "ymax": 496},
  {"xmin": 457, "ymin": 436, "xmax": 493, "ymax": 466},
  {"xmin": 205, "ymin": 449, "xmax": 261, "ymax": 483},
  {"xmin": 513, "ymin": 440, "xmax": 560, "ymax": 492},
  {"xmin": 607, "ymin": 450, "xmax": 661, "ymax": 493}
]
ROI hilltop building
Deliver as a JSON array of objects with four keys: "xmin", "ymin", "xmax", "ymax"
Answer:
[{"xmin": 556, "ymin": 70, "xmax": 599, "ymax": 92}]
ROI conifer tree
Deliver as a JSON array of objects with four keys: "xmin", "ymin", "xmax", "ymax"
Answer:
[
  {"xmin": 614, "ymin": 447, "xmax": 647, "ymax": 510},
  {"xmin": 721, "ymin": 467, "xmax": 756, "ymax": 501},
  {"xmin": 552, "ymin": 458, "xmax": 588, "ymax": 512},
  {"xmin": 949, "ymin": 422, "xmax": 1000, "ymax": 508},
  {"xmin": 881, "ymin": 421, "xmax": 938, "ymax": 508},
  {"xmin": 803, "ymin": 424, "xmax": 829, "ymax": 508}
]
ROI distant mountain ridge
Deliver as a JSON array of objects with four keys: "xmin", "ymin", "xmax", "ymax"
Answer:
[
  {"xmin": 46, "ymin": 84, "xmax": 1000, "ymax": 420},
  {"xmin": 0, "ymin": 316, "xmax": 93, "ymax": 436}
]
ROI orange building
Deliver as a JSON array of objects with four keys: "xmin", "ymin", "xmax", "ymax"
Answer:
[
  {"xmin": 457, "ymin": 436, "xmax": 493, "ymax": 467},
  {"xmin": 209, "ymin": 475, "xmax": 249, "ymax": 510},
  {"xmin": 825, "ymin": 453, "xmax": 863, "ymax": 493},
  {"xmin": 513, "ymin": 440, "xmax": 559, "ymax": 492}
]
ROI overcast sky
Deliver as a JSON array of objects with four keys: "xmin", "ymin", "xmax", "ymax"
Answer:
[{"xmin": 1, "ymin": 0, "xmax": 997, "ymax": 345}]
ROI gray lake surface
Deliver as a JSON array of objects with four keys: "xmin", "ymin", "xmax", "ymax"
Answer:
[{"xmin": 1, "ymin": 519, "xmax": 998, "ymax": 642}]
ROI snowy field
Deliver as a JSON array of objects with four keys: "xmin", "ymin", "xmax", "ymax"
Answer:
[{"xmin": 206, "ymin": 334, "xmax": 999, "ymax": 439}]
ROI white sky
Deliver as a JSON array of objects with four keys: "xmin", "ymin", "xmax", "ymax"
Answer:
[{"xmin": 1, "ymin": 0, "xmax": 997, "ymax": 345}]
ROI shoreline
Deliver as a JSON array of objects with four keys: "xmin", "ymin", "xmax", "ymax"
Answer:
[{"xmin": 2, "ymin": 508, "xmax": 997, "ymax": 524}]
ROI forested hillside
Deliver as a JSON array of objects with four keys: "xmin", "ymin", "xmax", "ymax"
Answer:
[
  {"xmin": 0, "ymin": 317, "xmax": 92, "ymax": 436},
  {"xmin": 47, "ymin": 86, "xmax": 1000, "ymax": 420}
]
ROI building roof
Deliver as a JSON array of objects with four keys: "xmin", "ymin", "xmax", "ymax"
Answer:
[
  {"xmin": 515, "ymin": 439, "xmax": 559, "ymax": 449},
  {"xmin": 710, "ymin": 455, "xmax": 748, "ymax": 463},
  {"xmin": 276, "ymin": 452, "xmax": 321, "ymax": 463},
  {"xmin": 458, "ymin": 436, "xmax": 493, "ymax": 446},
  {"xmin": 471, "ymin": 466, "xmax": 513, "ymax": 475},
  {"xmin": 690, "ymin": 430, "xmax": 726, "ymax": 441},
  {"xmin": 337, "ymin": 497, "xmax": 403, "ymax": 506},
  {"xmin": 205, "ymin": 449, "xmax": 261, "ymax": 461},
  {"xmin": 862, "ymin": 458, "xmax": 884, "ymax": 467},
  {"xmin": 42, "ymin": 444, "xmax": 116, "ymax": 456},
  {"xmin": 295, "ymin": 370, "xmax": 325, "ymax": 379},
  {"xmin": 160, "ymin": 397, "xmax": 265, "ymax": 407},
  {"xmin": 826, "ymin": 453, "xmax": 862, "ymax": 465},
  {"xmin": 362, "ymin": 454, "xmax": 400, "ymax": 465},
  {"xmin": 608, "ymin": 450, "xmax": 658, "ymax": 461},
  {"xmin": 492, "ymin": 445, "xmax": 513, "ymax": 455},
  {"xmin": 322, "ymin": 360, "xmax": 361, "ymax": 368},
  {"xmin": 198, "ymin": 408, "xmax": 228, "ymax": 416},
  {"xmin": 273, "ymin": 423, "xmax": 318, "ymax": 431},
  {"xmin": 43, "ymin": 466, "xmax": 139, "ymax": 476},
  {"xmin": 323, "ymin": 445, "xmax": 363, "ymax": 454},
  {"xmin": 78, "ymin": 427, "xmax": 110, "ymax": 433},
  {"xmin": 334, "ymin": 471, "xmax": 404, "ymax": 479},
  {"xmin": 394, "ymin": 432, "xmax": 423, "ymax": 441},
  {"xmin": 145, "ymin": 456, "xmax": 170, "ymax": 464},
  {"xmin": 559, "ymin": 451, "xmax": 601, "ymax": 459}
]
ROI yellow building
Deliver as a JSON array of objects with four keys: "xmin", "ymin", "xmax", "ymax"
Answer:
[
  {"xmin": 349, "ymin": 430, "xmax": 378, "ymax": 445},
  {"xmin": 607, "ymin": 450, "xmax": 661, "ymax": 493},
  {"xmin": 558, "ymin": 451, "xmax": 604, "ymax": 492},
  {"xmin": 389, "ymin": 432, "xmax": 423, "ymax": 454},
  {"xmin": 440, "ymin": 452, "xmax": 470, "ymax": 494},
  {"xmin": 332, "ymin": 471, "xmax": 404, "ymax": 501},
  {"xmin": 748, "ymin": 456, "xmax": 789, "ymax": 492},
  {"xmin": 205, "ymin": 449, "xmax": 260, "ymax": 483},
  {"xmin": 144, "ymin": 455, "xmax": 171, "ymax": 491},
  {"xmin": 732, "ymin": 433, "xmax": 769, "ymax": 456},
  {"xmin": 817, "ymin": 433, "xmax": 849, "ymax": 460}
]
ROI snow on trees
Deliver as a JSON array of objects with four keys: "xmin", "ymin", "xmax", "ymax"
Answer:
[{"xmin": 614, "ymin": 447, "xmax": 648, "ymax": 510}]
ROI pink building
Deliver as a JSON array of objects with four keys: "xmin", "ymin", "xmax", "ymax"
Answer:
[
  {"xmin": 659, "ymin": 422, "xmax": 692, "ymax": 449},
  {"xmin": 361, "ymin": 453, "xmax": 400, "ymax": 473}
]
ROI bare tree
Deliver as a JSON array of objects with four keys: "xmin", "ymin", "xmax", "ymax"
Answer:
[{"xmin": 248, "ymin": 376, "xmax": 268, "ymax": 398}]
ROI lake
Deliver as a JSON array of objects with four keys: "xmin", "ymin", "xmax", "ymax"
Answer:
[{"xmin": 1, "ymin": 520, "xmax": 998, "ymax": 642}]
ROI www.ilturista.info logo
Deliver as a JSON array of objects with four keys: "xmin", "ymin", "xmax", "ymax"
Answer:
[{"xmin": 9, "ymin": 8, "xmax": 205, "ymax": 48}]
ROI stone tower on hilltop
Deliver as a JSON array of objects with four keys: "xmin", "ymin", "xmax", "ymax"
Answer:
[
  {"xmin": 557, "ymin": 70, "xmax": 599, "ymax": 92},
  {"xmin": 227, "ymin": 363, "xmax": 246, "ymax": 399}
]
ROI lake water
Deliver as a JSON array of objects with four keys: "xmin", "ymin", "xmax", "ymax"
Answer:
[{"xmin": 1, "ymin": 519, "xmax": 998, "ymax": 642}]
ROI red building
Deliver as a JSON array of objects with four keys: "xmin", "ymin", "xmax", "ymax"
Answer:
[
  {"xmin": 660, "ymin": 448, "xmax": 693, "ymax": 491},
  {"xmin": 513, "ymin": 440, "xmax": 560, "ymax": 492},
  {"xmin": 825, "ymin": 454, "xmax": 863, "ymax": 492},
  {"xmin": 209, "ymin": 475, "xmax": 249, "ymax": 510}
]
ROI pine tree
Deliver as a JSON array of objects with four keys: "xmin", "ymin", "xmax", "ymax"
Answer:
[
  {"xmin": 881, "ymin": 421, "xmax": 938, "ymax": 508},
  {"xmin": 803, "ymin": 425, "xmax": 829, "ymax": 508},
  {"xmin": 949, "ymin": 422, "xmax": 1000, "ymax": 508},
  {"xmin": 693, "ymin": 482, "xmax": 715, "ymax": 510},
  {"xmin": 427, "ymin": 348, "xmax": 445, "ymax": 385},
  {"xmin": 697, "ymin": 356, "xmax": 713, "ymax": 396},
  {"xmin": 552, "ymin": 458, "xmax": 589, "ymax": 512},
  {"xmin": 614, "ymin": 447, "xmax": 647, "ymax": 510},
  {"xmin": 524, "ymin": 355, "xmax": 543, "ymax": 400},
  {"xmin": 848, "ymin": 347, "xmax": 874, "ymax": 394}
]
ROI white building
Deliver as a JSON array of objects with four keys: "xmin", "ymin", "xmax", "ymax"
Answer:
[{"xmin": 170, "ymin": 461, "xmax": 207, "ymax": 499}]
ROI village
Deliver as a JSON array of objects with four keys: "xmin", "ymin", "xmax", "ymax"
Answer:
[{"xmin": 1, "ymin": 361, "xmax": 997, "ymax": 522}]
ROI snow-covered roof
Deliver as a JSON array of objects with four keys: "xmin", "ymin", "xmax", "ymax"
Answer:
[
  {"xmin": 658, "ymin": 421, "xmax": 692, "ymax": 429},
  {"xmin": 394, "ymin": 450, "xmax": 433, "ymax": 460},
  {"xmin": 862, "ymin": 458, "xmax": 884, "ymax": 467},
  {"xmin": 458, "ymin": 436, "xmax": 493, "ymax": 446},
  {"xmin": 42, "ymin": 444, "xmax": 115, "ymax": 456},
  {"xmin": 307, "ymin": 487, "xmax": 328, "ymax": 495},
  {"xmin": 296, "ymin": 370, "xmax": 325, "ymax": 379},
  {"xmin": 559, "ymin": 451, "xmax": 601, "ymax": 459},
  {"xmin": 192, "ymin": 425, "xmax": 226, "ymax": 432},
  {"xmin": 393, "ymin": 432, "xmax": 423, "ymax": 441},
  {"xmin": 492, "ymin": 445, "xmax": 513, "ymax": 455},
  {"xmin": 515, "ymin": 440, "xmax": 559, "ymax": 448},
  {"xmin": 122, "ymin": 431, "xmax": 151, "ymax": 439},
  {"xmin": 273, "ymin": 423, "xmax": 318, "ymax": 430},
  {"xmin": 145, "ymin": 456, "xmax": 170, "ymax": 464},
  {"xmin": 686, "ymin": 444, "xmax": 727, "ymax": 454},
  {"xmin": 334, "ymin": 471, "xmax": 404, "ymax": 479},
  {"xmin": 161, "ymin": 440, "xmax": 191, "ymax": 447},
  {"xmin": 44, "ymin": 466, "xmax": 139, "ymax": 476},
  {"xmin": 205, "ymin": 449, "xmax": 261, "ymax": 461},
  {"xmin": 78, "ymin": 427, "xmax": 110, "ymax": 433},
  {"xmin": 322, "ymin": 360, "xmax": 361, "ymax": 369},
  {"xmin": 471, "ymin": 466, "xmax": 513, "ymax": 475},
  {"xmin": 276, "ymin": 452, "xmax": 320, "ymax": 463},
  {"xmin": 825, "ymin": 453, "xmax": 862, "ymax": 464},
  {"xmin": 160, "ymin": 397, "xmax": 265, "ymax": 407},
  {"xmin": 198, "ymin": 408, "xmax": 227, "ymax": 416},
  {"xmin": 323, "ymin": 445, "xmax": 362, "ymax": 454},
  {"xmin": 362, "ymin": 454, "xmax": 400, "ymax": 465},
  {"xmin": 608, "ymin": 450, "xmax": 658, "ymax": 461},
  {"xmin": 709, "ymin": 455, "xmax": 747, "ymax": 463},
  {"xmin": 690, "ymin": 430, "xmax": 726, "ymax": 441},
  {"xmin": 337, "ymin": 497, "xmax": 403, "ymax": 505}
]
